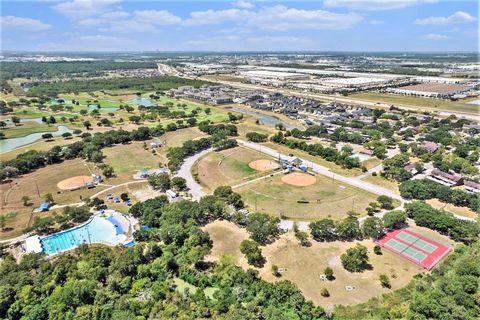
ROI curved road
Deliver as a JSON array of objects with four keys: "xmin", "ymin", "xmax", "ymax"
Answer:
[{"xmin": 176, "ymin": 148, "xmax": 213, "ymax": 200}]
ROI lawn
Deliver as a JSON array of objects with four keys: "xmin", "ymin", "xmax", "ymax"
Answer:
[
  {"xmin": 194, "ymin": 146, "xmax": 277, "ymax": 192},
  {"xmin": 2, "ymin": 122, "xmax": 60, "ymax": 138},
  {"xmin": 0, "ymin": 137, "xmax": 81, "ymax": 161},
  {"xmin": 0, "ymin": 159, "xmax": 106, "ymax": 239},
  {"xmin": 362, "ymin": 174, "xmax": 400, "ymax": 195},
  {"xmin": 350, "ymin": 92, "xmax": 480, "ymax": 115},
  {"xmin": 426, "ymin": 198, "xmax": 478, "ymax": 219},
  {"xmin": 236, "ymin": 171, "xmax": 377, "ymax": 220},
  {"xmin": 203, "ymin": 221, "xmax": 434, "ymax": 307},
  {"xmin": 202, "ymin": 220, "xmax": 250, "ymax": 266},
  {"xmin": 102, "ymin": 141, "xmax": 163, "ymax": 183}
]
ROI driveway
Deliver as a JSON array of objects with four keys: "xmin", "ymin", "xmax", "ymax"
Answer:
[{"xmin": 176, "ymin": 148, "xmax": 212, "ymax": 200}]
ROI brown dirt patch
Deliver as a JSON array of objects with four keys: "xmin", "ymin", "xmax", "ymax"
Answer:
[
  {"xmin": 249, "ymin": 159, "xmax": 278, "ymax": 171},
  {"xmin": 281, "ymin": 172, "xmax": 316, "ymax": 187},
  {"xmin": 57, "ymin": 176, "xmax": 93, "ymax": 190}
]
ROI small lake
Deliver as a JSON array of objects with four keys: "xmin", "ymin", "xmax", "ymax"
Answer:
[
  {"xmin": 2, "ymin": 117, "xmax": 44, "ymax": 124},
  {"xmin": 130, "ymin": 97, "xmax": 155, "ymax": 107},
  {"xmin": 88, "ymin": 105, "xmax": 120, "ymax": 112},
  {"xmin": 50, "ymin": 99, "xmax": 73, "ymax": 105},
  {"xmin": 0, "ymin": 125, "xmax": 73, "ymax": 154},
  {"xmin": 229, "ymin": 107, "xmax": 296, "ymax": 130}
]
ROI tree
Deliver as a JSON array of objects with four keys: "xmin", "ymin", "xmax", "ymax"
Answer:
[
  {"xmin": 171, "ymin": 176, "xmax": 187, "ymax": 191},
  {"xmin": 324, "ymin": 267, "xmax": 334, "ymax": 280},
  {"xmin": 0, "ymin": 215, "xmax": 6, "ymax": 232},
  {"xmin": 341, "ymin": 244, "xmax": 370, "ymax": 272},
  {"xmin": 320, "ymin": 288, "xmax": 330, "ymax": 297},
  {"xmin": 148, "ymin": 173, "xmax": 171, "ymax": 191},
  {"xmin": 295, "ymin": 230, "xmax": 310, "ymax": 246},
  {"xmin": 11, "ymin": 116, "xmax": 20, "ymax": 126},
  {"xmin": 102, "ymin": 165, "xmax": 115, "ymax": 178},
  {"xmin": 22, "ymin": 195, "xmax": 30, "ymax": 207},
  {"xmin": 83, "ymin": 121, "xmax": 92, "ymax": 130},
  {"xmin": 309, "ymin": 219, "xmax": 336, "ymax": 242},
  {"xmin": 246, "ymin": 213, "xmax": 280, "ymax": 244},
  {"xmin": 362, "ymin": 217, "xmax": 384, "ymax": 239},
  {"xmin": 62, "ymin": 132, "xmax": 73, "ymax": 139},
  {"xmin": 377, "ymin": 195, "xmax": 394, "ymax": 210},
  {"xmin": 379, "ymin": 274, "xmax": 391, "ymax": 288},
  {"xmin": 373, "ymin": 245, "xmax": 382, "ymax": 255},
  {"xmin": 382, "ymin": 210, "xmax": 406, "ymax": 230},
  {"xmin": 42, "ymin": 133, "xmax": 53, "ymax": 140},
  {"xmin": 240, "ymin": 240, "xmax": 264, "ymax": 267},
  {"xmin": 44, "ymin": 193, "xmax": 54, "ymax": 204},
  {"xmin": 336, "ymin": 216, "xmax": 362, "ymax": 241},
  {"xmin": 271, "ymin": 264, "xmax": 280, "ymax": 277},
  {"xmin": 120, "ymin": 193, "xmax": 129, "ymax": 201}
]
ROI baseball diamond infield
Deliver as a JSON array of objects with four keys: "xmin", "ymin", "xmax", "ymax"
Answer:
[
  {"xmin": 281, "ymin": 172, "xmax": 316, "ymax": 186},
  {"xmin": 249, "ymin": 159, "xmax": 279, "ymax": 171},
  {"xmin": 57, "ymin": 176, "xmax": 93, "ymax": 190}
]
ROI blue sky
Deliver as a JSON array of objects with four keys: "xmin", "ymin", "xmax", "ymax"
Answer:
[{"xmin": 1, "ymin": 0, "xmax": 478, "ymax": 52}]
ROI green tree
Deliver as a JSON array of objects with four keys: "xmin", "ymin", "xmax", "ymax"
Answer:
[
  {"xmin": 22, "ymin": 195, "xmax": 30, "ymax": 207},
  {"xmin": 171, "ymin": 176, "xmax": 187, "ymax": 191},
  {"xmin": 148, "ymin": 173, "xmax": 171, "ymax": 191},
  {"xmin": 382, "ymin": 210, "xmax": 406, "ymax": 230},
  {"xmin": 379, "ymin": 274, "xmax": 391, "ymax": 288},
  {"xmin": 240, "ymin": 240, "xmax": 264, "ymax": 267},
  {"xmin": 44, "ymin": 193, "xmax": 54, "ymax": 204},
  {"xmin": 324, "ymin": 267, "xmax": 334, "ymax": 280},
  {"xmin": 246, "ymin": 213, "xmax": 280, "ymax": 244},
  {"xmin": 102, "ymin": 165, "xmax": 115, "ymax": 178},
  {"xmin": 341, "ymin": 244, "xmax": 370, "ymax": 272},
  {"xmin": 309, "ymin": 219, "xmax": 336, "ymax": 242},
  {"xmin": 362, "ymin": 217, "xmax": 384, "ymax": 239}
]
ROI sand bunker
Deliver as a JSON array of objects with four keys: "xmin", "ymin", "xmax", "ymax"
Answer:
[
  {"xmin": 281, "ymin": 172, "xmax": 316, "ymax": 187},
  {"xmin": 249, "ymin": 159, "xmax": 278, "ymax": 171},
  {"xmin": 57, "ymin": 176, "xmax": 93, "ymax": 190}
]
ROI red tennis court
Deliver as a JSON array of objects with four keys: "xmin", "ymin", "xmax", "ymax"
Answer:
[{"xmin": 375, "ymin": 229, "xmax": 451, "ymax": 270}]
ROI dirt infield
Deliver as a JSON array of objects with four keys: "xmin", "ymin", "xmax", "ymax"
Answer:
[
  {"xmin": 281, "ymin": 172, "xmax": 316, "ymax": 186},
  {"xmin": 57, "ymin": 175, "xmax": 93, "ymax": 190},
  {"xmin": 249, "ymin": 159, "xmax": 278, "ymax": 171}
]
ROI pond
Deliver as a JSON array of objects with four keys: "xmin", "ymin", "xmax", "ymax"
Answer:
[
  {"xmin": 50, "ymin": 99, "xmax": 73, "ymax": 105},
  {"xmin": 130, "ymin": 97, "xmax": 155, "ymax": 107},
  {"xmin": 88, "ymin": 104, "xmax": 120, "ymax": 113},
  {"xmin": 2, "ymin": 117, "xmax": 44, "ymax": 124},
  {"xmin": 229, "ymin": 107, "xmax": 296, "ymax": 130},
  {"xmin": 0, "ymin": 125, "xmax": 73, "ymax": 154}
]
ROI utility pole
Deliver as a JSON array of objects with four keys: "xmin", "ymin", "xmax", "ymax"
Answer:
[{"xmin": 34, "ymin": 180, "xmax": 40, "ymax": 197}]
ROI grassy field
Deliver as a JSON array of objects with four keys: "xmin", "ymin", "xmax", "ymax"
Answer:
[
  {"xmin": 103, "ymin": 141, "xmax": 163, "ymax": 183},
  {"xmin": 236, "ymin": 171, "xmax": 377, "ymax": 220},
  {"xmin": 426, "ymin": 199, "xmax": 478, "ymax": 219},
  {"xmin": 0, "ymin": 137, "xmax": 81, "ymax": 161},
  {"xmin": 351, "ymin": 92, "xmax": 480, "ymax": 114},
  {"xmin": 362, "ymin": 174, "xmax": 400, "ymax": 195},
  {"xmin": 203, "ymin": 221, "xmax": 446, "ymax": 307},
  {"xmin": 2, "ymin": 123, "xmax": 62, "ymax": 138},
  {"xmin": 194, "ymin": 146, "xmax": 277, "ymax": 192},
  {"xmin": 202, "ymin": 220, "xmax": 250, "ymax": 266},
  {"xmin": 0, "ymin": 159, "xmax": 106, "ymax": 239}
]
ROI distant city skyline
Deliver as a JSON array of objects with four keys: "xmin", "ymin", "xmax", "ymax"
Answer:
[{"xmin": 1, "ymin": 0, "xmax": 478, "ymax": 52}]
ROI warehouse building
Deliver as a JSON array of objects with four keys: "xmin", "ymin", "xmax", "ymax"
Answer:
[{"xmin": 388, "ymin": 83, "xmax": 472, "ymax": 98}]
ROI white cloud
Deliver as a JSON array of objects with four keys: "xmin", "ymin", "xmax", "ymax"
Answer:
[
  {"xmin": 421, "ymin": 33, "xmax": 448, "ymax": 40},
  {"xmin": 232, "ymin": 0, "xmax": 254, "ymax": 9},
  {"xmin": 52, "ymin": 0, "xmax": 121, "ymax": 19},
  {"xmin": 37, "ymin": 33, "xmax": 133, "ymax": 51},
  {"xmin": 0, "ymin": 15, "xmax": 51, "ymax": 31},
  {"xmin": 133, "ymin": 10, "xmax": 183, "ymax": 25},
  {"xmin": 324, "ymin": 0, "xmax": 436, "ymax": 11},
  {"xmin": 415, "ymin": 11, "xmax": 476, "ymax": 25},
  {"xmin": 186, "ymin": 5, "xmax": 363, "ymax": 30},
  {"xmin": 369, "ymin": 20, "xmax": 383, "ymax": 25}
]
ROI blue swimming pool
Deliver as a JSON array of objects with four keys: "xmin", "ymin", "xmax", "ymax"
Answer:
[{"xmin": 40, "ymin": 216, "xmax": 120, "ymax": 255}]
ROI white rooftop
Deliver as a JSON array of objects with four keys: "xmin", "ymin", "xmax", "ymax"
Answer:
[{"xmin": 24, "ymin": 236, "xmax": 43, "ymax": 253}]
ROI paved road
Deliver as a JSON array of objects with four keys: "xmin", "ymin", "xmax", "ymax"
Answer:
[{"xmin": 176, "ymin": 148, "xmax": 212, "ymax": 200}]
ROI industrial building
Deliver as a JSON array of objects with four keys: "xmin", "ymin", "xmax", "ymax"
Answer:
[{"xmin": 388, "ymin": 83, "xmax": 472, "ymax": 98}]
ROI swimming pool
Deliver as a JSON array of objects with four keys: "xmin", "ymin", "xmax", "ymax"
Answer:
[{"xmin": 40, "ymin": 216, "xmax": 126, "ymax": 255}]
